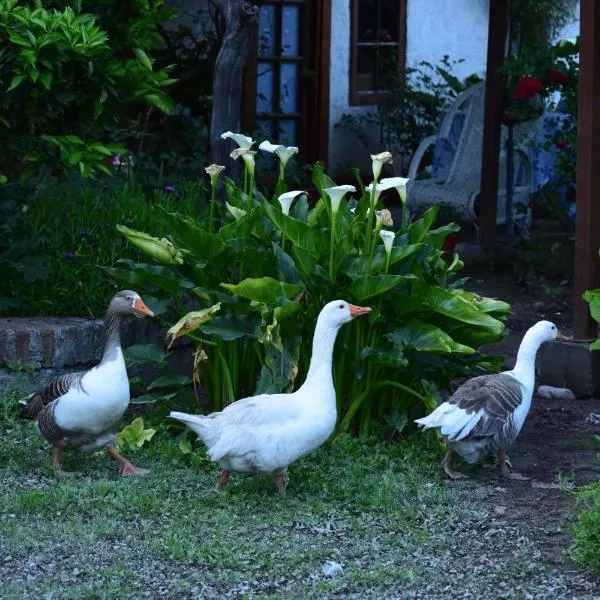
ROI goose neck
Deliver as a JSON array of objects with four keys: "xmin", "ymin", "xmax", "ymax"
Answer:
[
  {"xmin": 300, "ymin": 318, "xmax": 340, "ymax": 389},
  {"xmin": 101, "ymin": 309, "xmax": 124, "ymax": 363},
  {"xmin": 511, "ymin": 330, "xmax": 544, "ymax": 389}
]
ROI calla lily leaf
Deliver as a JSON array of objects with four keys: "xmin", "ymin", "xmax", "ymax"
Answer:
[
  {"xmin": 200, "ymin": 314, "xmax": 261, "ymax": 341},
  {"xmin": 221, "ymin": 277, "xmax": 301, "ymax": 306},
  {"xmin": 167, "ymin": 303, "xmax": 222, "ymax": 347},
  {"xmin": 115, "ymin": 417, "xmax": 156, "ymax": 451},
  {"xmin": 387, "ymin": 322, "xmax": 475, "ymax": 354},
  {"xmin": 117, "ymin": 224, "xmax": 183, "ymax": 265},
  {"xmin": 346, "ymin": 274, "xmax": 412, "ymax": 301},
  {"xmin": 263, "ymin": 202, "xmax": 318, "ymax": 253}
]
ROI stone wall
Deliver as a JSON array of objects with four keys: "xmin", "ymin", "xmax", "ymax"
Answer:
[{"xmin": 0, "ymin": 316, "xmax": 193, "ymax": 392}]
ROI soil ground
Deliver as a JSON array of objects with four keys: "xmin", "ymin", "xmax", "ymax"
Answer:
[{"xmin": 459, "ymin": 263, "xmax": 600, "ymax": 594}]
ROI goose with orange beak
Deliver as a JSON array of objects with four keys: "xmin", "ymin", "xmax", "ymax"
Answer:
[
  {"xmin": 20, "ymin": 290, "xmax": 154, "ymax": 476},
  {"xmin": 170, "ymin": 299, "xmax": 371, "ymax": 496},
  {"xmin": 416, "ymin": 320, "xmax": 568, "ymax": 480}
]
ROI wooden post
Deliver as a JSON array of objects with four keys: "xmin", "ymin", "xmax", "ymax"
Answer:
[
  {"xmin": 478, "ymin": 0, "xmax": 509, "ymax": 247},
  {"xmin": 574, "ymin": 0, "xmax": 600, "ymax": 339}
]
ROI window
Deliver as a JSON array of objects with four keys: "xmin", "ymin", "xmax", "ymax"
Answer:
[{"xmin": 350, "ymin": 0, "xmax": 407, "ymax": 105}]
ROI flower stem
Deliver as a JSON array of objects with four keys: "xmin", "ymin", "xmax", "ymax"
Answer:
[
  {"xmin": 329, "ymin": 211, "xmax": 337, "ymax": 279},
  {"xmin": 365, "ymin": 187, "xmax": 376, "ymax": 253},
  {"xmin": 209, "ymin": 183, "xmax": 217, "ymax": 233}
]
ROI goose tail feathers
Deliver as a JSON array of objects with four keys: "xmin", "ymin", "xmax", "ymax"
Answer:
[{"xmin": 169, "ymin": 411, "xmax": 216, "ymax": 445}]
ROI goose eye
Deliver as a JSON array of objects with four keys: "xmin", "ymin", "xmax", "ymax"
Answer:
[
  {"xmin": 338, "ymin": 304, "xmax": 344, "ymax": 309},
  {"xmin": 551, "ymin": 325, "xmax": 556, "ymax": 330}
]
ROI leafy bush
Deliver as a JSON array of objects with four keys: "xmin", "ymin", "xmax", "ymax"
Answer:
[
  {"xmin": 0, "ymin": 0, "xmax": 176, "ymax": 179},
  {"xmin": 0, "ymin": 175, "xmax": 205, "ymax": 316},
  {"xmin": 571, "ymin": 480, "xmax": 600, "ymax": 572},
  {"xmin": 113, "ymin": 134, "xmax": 509, "ymax": 433}
]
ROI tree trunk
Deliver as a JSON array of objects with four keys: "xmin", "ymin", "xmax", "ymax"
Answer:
[{"xmin": 210, "ymin": 0, "xmax": 258, "ymax": 183}]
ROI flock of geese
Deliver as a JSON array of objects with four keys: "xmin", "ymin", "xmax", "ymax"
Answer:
[{"xmin": 19, "ymin": 289, "xmax": 565, "ymax": 495}]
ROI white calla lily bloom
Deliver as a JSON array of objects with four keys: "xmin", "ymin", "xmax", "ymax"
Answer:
[
  {"xmin": 379, "ymin": 177, "xmax": 409, "ymax": 204},
  {"xmin": 259, "ymin": 140, "xmax": 299, "ymax": 168},
  {"xmin": 324, "ymin": 185, "xmax": 356, "ymax": 214},
  {"xmin": 278, "ymin": 190, "xmax": 305, "ymax": 215},
  {"xmin": 205, "ymin": 163, "xmax": 225, "ymax": 184},
  {"xmin": 230, "ymin": 147, "xmax": 257, "ymax": 175},
  {"xmin": 376, "ymin": 209, "xmax": 393, "ymax": 228},
  {"xmin": 370, "ymin": 151, "xmax": 393, "ymax": 181},
  {"xmin": 221, "ymin": 131, "xmax": 254, "ymax": 149},
  {"xmin": 379, "ymin": 229, "xmax": 396, "ymax": 255},
  {"xmin": 365, "ymin": 182, "xmax": 384, "ymax": 205}
]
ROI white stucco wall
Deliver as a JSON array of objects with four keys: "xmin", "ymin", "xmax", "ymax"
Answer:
[{"xmin": 328, "ymin": 0, "xmax": 580, "ymax": 174}]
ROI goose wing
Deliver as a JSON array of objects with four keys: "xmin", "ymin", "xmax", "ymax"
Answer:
[
  {"xmin": 20, "ymin": 372, "xmax": 86, "ymax": 419},
  {"xmin": 446, "ymin": 373, "xmax": 524, "ymax": 440}
]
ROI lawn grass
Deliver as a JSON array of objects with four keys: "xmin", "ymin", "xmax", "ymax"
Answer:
[{"xmin": 0, "ymin": 387, "xmax": 592, "ymax": 599}]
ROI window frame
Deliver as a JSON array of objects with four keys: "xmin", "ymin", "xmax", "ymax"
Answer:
[{"xmin": 349, "ymin": 0, "xmax": 407, "ymax": 106}]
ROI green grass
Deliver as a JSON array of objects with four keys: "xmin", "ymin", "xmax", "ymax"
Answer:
[{"xmin": 571, "ymin": 477, "xmax": 600, "ymax": 573}]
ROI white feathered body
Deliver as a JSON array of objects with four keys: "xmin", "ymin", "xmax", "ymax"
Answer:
[
  {"xmin": 51, "ymin": 350, "xmax": 130, "ymax": 450},
  {"xmin": 171, "ymin": 382, "xmax": 337, "ymax": 473}
]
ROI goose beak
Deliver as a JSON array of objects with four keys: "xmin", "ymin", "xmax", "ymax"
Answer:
[
  {"xmin": 134, "ymin": 297, "xmax": 155, "ymax": 317},
  {"xmin": 349, "ymin": 304, "xmax": 372, "ymax": 318},
  {"xmin": 556, "ymin": 330, "xmax": 569, "ymax": 341}
]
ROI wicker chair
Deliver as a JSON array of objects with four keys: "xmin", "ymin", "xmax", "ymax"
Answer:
[{"xmin": 406, "ymin": 81, "xmax": 535, "ymax": 229}]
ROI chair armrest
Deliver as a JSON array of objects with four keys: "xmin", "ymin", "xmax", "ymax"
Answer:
[{"xmin": 408, "ymin": 135, "xmax": 438, "ymax": 180}]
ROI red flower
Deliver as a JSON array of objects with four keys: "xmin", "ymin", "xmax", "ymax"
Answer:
[
  {"xmin": 547, "ymin": 69, "xmax": 569, "ymax": 84},
  {"xmin": 555, "ymin": 138, "xmax": 567, "ymax": 150},
  {"xmin": 514, "ymin": 76, "xmax": 543, "ymax": 100}
]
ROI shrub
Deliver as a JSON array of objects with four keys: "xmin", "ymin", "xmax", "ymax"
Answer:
[
  {"xmin": 0, "ymin": 175, "xmax": 205, "ymax": 316},
  {"xmin": 0, "ymin": 0, "xmax": 176, "ymax": 179},
  {"xmin": 112, "ymin": 134, "xmax": 509, "ymax": 434},
  {"xmin": 571, "ymin": 480, "xmax": 600, "ymax": 572}
]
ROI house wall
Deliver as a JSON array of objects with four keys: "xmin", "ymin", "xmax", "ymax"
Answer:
[{"xmin": 328, "ymin": 0, "xmax": 580, "ymax": 175}]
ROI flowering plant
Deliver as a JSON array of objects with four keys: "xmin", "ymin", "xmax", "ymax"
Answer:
[{"xmin": 114, "ymin": 133, "xmax": 510, "ymax": 434}]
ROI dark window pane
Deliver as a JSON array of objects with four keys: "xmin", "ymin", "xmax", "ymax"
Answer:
[
  {"xmin": 257, "ymin": 118, "xmax": 274, "ymax": 140},
  {"xmin": 257, "ymin": 61, "xmax": 275, "ymax": 113},
  {"xmin": 358, "ymin": 0, "xmax": 378, "ymax": 42},
  {"xmin": 280, "ymin": 63, "xmax": 298, "ymax": 113},
  {"xmin": 380, "ymin": 0, "xmax": 399, "ymax": 42},
  {"xmin": 278, "ymin": 119, "xmax": 297, "ymax": 145},
  {"xmin": 281, "ymin": 4, "xmax": 300, "ymax": 56},
  {"xmin": 378, "ymin": 45, "xmax": 400, "ymax": 89},
  {"xmin": 258, "ymin": 4, "xmax": 276, "ymax": 56},
  {"xmin": 356, "ymin": 46, "xmax": 377, "ymax": 91}
]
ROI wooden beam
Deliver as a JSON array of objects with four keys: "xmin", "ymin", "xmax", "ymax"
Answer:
[
  {"xmin": 574, "ymin": 0, "xmax": 600, "ymax": 339},
  {"xmin": 478, "ymin": 0, "xmax": 509, "ymax": 247}
]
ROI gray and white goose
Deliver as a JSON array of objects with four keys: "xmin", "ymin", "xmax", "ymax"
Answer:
[
  {"xmin": 415, "ymin": 320, "xmax": 566, "ymax": 480},
  {"xmin": 20, "ymin": 290, "xmax": 154, "ymax": 476}
]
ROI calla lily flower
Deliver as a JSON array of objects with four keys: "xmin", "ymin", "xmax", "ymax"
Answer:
[
  {"xmin": 166, "ymin": 303, "xmax": 221, "ymax": 348},
  {"xmin": 370, "ymin": 151, "xmax": 393, "ymax": 181},
  {"xmin": 205, "ymin": 163, "xmax": 225, "ymax": 184},
  {"xmin": 259, "ymin": 141, "xmax": 299, "ymax": 168},
  {"xmin": 376, "ymin": 208, "xmax": 394, "ymax": 228},
  {"xmin": 379, "ymin": 229, "xmax": 396, "ymax": 255},
  {"xmin": 278, "ymin": 190, "xmax": 305, "ymax": 215},
  {"xmin": 365, "ymin": 182, "xmax": 384, "ymax": 205},
  {"xmin": 324, "ymin": 185, "xmax": 356, "ymax": 214},
  {"xmin": 221, "ymin": 131, "xmax": 254, "ymax": 149},
  {"xmin": 117, "ymin": 224, "xmax": 183, "ymax": 265},
  {"xmin": 379, "ymin": 177, "xmax": 409, "ymax": 204},
  {"xmin": 230, "ymin": 147, "xmax": 257, "ymax": 175}
]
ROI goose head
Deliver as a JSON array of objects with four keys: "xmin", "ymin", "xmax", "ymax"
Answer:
[
  {"xmin": 109, "ymin": 290, "xmax": 155, "ymax": 318},
  {"xmin": 527, "ymin": 320, "xmax": 567, "ymax": 345},
  {"xmin": 319, "ymin": 300, "xmax": 371, "ymax": 330}
]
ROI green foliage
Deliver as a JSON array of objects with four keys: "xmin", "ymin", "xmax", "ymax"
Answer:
[
  {"xmin": 0, "ymin": 0, "xmax": 176, "ymax": 179},
  {"xmin": 0, "ymin": 177, "xmax": 205, "ymax": 316},
  {"xmin": 115, "ymin": 416, "xmax": 156, "ymax": 451},
  {"xmin": 584, "ymin": 284, "xmax": 600, "ymax": 350},
  {"xmin": 571, "ymin": 480, "xmax": 600, "ymax": 572},
  {"xmin": 114, "ymin": 143, "xmax": 509, "ymax": 433}
]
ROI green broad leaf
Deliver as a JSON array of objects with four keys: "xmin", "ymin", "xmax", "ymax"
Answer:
[
  {"xmin": 159, "ymin": 209, "xmax": 226, "ymax": 261},
  {"xmin": 425, "ymin": 224, "xmax": 461, "ymax": 249},
  {"xmin": 115, "ymin": 417, "xmax": 156, "ymax": 450},
  {"xmin": 134, "ymin": 47, "xmax": 153, "ymax": 70},
  {"xmin": 346, "ymin": 274, "xmax": 411, "ymax": 301},
  {"xmin": 387, "ymin": 322, "xmax": 475, "ymax": 354},
  {"xmin": 147, "ymin": 374, "xmax": 192, "ymax": 390},
  {"xmin": 291, "ymin": 245, "xmax": 318, "ymax": 279},
  {"xmin": 426, "ymin": 286, "xmax": 505, "ymax": 336},
  {"xmin": 7, "ymin": 74, "xmax": 26, "ymax": 92},
  {"xmin": 255, "ymin": 334, "xmax": 301, "ymax": 394},
  {"xmin": 167, "ymin": 304, "xmax": 222, "ymax": 345},
  {"xmin": 263, "ymin": 202, "xmax": 318, "ymax": 253},
  {"xmin": 200, "ymin": 314, "xmax": 260, "ymax": 341},
  {"xmin": 273, "ymin": 243, "xmax": 304, "ymax": 287},
  {"xmin": 361, "ymin": 346, "xmax": 409, "ymax": 368},
  {"xmin": 311, "ymin": 162, "xmax": 337, "ymax": 196},
  {"xmin": 124, "ymin": 344, "xmax": 168, "ymax": 366},
  {"xmin": 219, "ymin": 207, "xmax": 260, "ymax": 242},
  {"xmin": 39, "ymin": 70, "xmax": 52, "ymax": 89},
  {"xmin": 590, "ymin": 338, "xmax": 600, "ymax": 351},
  {"xmin": 179, "ymin": 436, "xmax": 193, "ymax": 454},
  {"xmin": 145, "ymin": 93, "xmax": 173, "ymax": 114},
  {"xmin": 453, "ymin": 289, "xmax": 511, "ymax": 316},
  {"xmin": 584, "ymin": 289, "xmax": 600, "ymax": 324},
  {"xmin": 222, "ymin": 277, "xmax": 301, "ymax": 306},
  {"xmin": 115, "ymin": 259, "xmax": 193, "ymax": 296},
  {"xmin": 409, "ymin": 205, "xmax": 439, "ymax": 243},
  {"xmin": 273, "ymin": 301, "xmax": 301, "ymax": 323}
]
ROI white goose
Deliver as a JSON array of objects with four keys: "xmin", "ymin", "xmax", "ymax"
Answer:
[
  {"xmin": 170, "ymin": 299, "xmax": 371, "ymax": 496},
  {"xmin": 415, "ymin": 320, "xmax": 566, "ymax": 480},
  {"xmin": 20, "ymin": 290, "xmax": 154, "ymax": 476}
]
